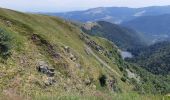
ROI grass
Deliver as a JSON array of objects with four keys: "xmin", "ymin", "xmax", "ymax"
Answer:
[
  {"xmin": 0, "ymin": 8, "xmax": 167, "ymax": 100},
  {"xmin": 32, "ymin": 92, "xmax": 163, "ymax": 100},
  {"xmin": 0, "ymin": 7, "xmax": 120, "ymax": 96}
]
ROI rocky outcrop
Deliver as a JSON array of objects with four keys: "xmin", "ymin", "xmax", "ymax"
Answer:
[
  {"xmin": 87, "ymin": 41, "xmax": 104, "ymax": 52},
  {"xmin": 64, "ymin": 46, "xmax": 70, "ymax": 53},
  {"xmin": 80, "ymin": 33, "xmax": 104, "ymax": 52},
  {"xmin": 31, "ymin": 34, "xmax": 60, "ymax": 59},
  {"xmin": 37, "ymin": 61, "xmax": 55, "ymax": 77},
  {"xmin": 44, "ymin": 77, "xmax": 56, "ymax": 86},
  {"xmin": 108, "ymin": 79, "xmax": 117, "ymax": 92},
  {"xmin": 63, "ymin": 46, "xmax": 77, "ymax": 62},
  {"xmin": 104, "ymin": 51, "xmax": 113, "ymax": 59},
  {"xmin": 37, "ymin": 61, "xmax": 57, "ymax": 86},
  {"xmin": 6, "ymin": 21, "xmax": 12, "ymax": 27},
  {"xmin": 69, "ymin": 53, "xmax": 77, "ymax": 62}
]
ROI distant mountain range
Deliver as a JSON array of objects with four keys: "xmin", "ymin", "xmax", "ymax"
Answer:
[
  {"xmin": 42, "ymin": 6, "xmax": 170, "ymax": 24},
  {"xmin": 122, "ymin": 14, "xmax": 170, "ymax": 43},
  {"xmin": 41, "ymin": 5, "xmax": 170, "ymax": 44}
]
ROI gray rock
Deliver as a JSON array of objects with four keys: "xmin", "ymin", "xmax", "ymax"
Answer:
[
  {"xmin": 37, "ymin": 61, "xmax": 55, "ymax": 77},
  {"xmin": 47, "ymin": 71, "xmax": 55, "ymax": 77},
  {"xmin": 70, "ymin": 54, "xmax": 77, "ymax": 61},
  {"xmin": 6, "ymin": 21, "xmax": 12, "ymax": 27},
  {"xmin": 84, "ymin": 79, "xmax": 91, "ymax": 85},
  {"xmin": 64, "ymin": 46, "xmax": 70, "ymax": 53},
  {"xmin": 37, "ymin": 65, "xmax": 48, "ymax": 74},
  {"xmin": 45, "ymin": 77, "xmax": 56, "ymax": 86},
  {"xmin": 48, "ymin": 68, "xmax": 55, "ymax": 72}
]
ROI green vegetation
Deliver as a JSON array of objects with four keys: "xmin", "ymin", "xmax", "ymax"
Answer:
[
  {"xmin": 32, "ymin": 92, "xmax": 163, "ymax": 100},
  {"xmin": 127, "ymin": 41, "xmax": 170, "ymax": 75},
  {"xmin": 99, "ymin": 75, "xmax": 107, "ymax": 87},
  {"xmin": 125, "ymin": 41, "xmax": 170, "ymax": 94},
  {"xmin": 0, "ymin": 8, "xmax": 168, "ymax": 99},
  {"xmin": 0, "ymin": 8, "xmax": 126, "ymax": 99},
  {"xmin": 0, "ymin": 29, "xmax": 12, "ymax": 59},
  {"xmin": 81, "ymin": 21, "xmax": 145, "ymax": 50},
  {"xmin": 126, "ymin": 63, "xmax": 170, "ymax": 94}
]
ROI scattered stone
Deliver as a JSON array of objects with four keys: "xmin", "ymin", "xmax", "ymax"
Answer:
[
  {"xmin": 37, "ymin": 61, "xmax": 49, "ymax": 74},
  {"xmin": 75, "ymin": 63, "xmax": 81, "ymax": 69},
  {"xmin": 64, "ymin": 46, "xmax": 70, "ymax": 53},
  {"xmin": 87, "ymin": 40, "xmax": 104, "ymax": 52},
  {"xmin": 104, "ymin": 51, "xmax": 113, "ymax": 59},
  {"xmin": 37, "ymin": 61, "xmax": 55, "ymax": 77},
  {"xmin": 84, "ymin": 47, "xmax": 90, "ymax": 55},
  {"xmin": 47, "ymin": 71, "xmax": 55, "ymax": 77},
  {"xmin": 108, "ymin": 79, "xmax": 116, "ymax": 89},
  {"xmin": 107, "ymin": 77, "xmax": 120, "ymax": 92},
  {"xmin": 6, "ymin": 21, "xmax": 12, "ymax": 27},
  {"xmin": 48, "ymin": 68, "xmax": 55, "ymax": 72},
  {"xmin": 96, "ymin": 45, "xmax": 103, "ymax": 52},
  {"xmin": 84, "ymin": 79, "xmax": 91, "ymax": 85},
  {"xmin": 80, "ymin": 33, "xmax": 104, "ymax": 52},
  {"xmin": 70, "ymin": 54, "xmax": 77, "ymax": 61},
  {"xmin": 45, "ymin": 77, "xmax": 56, "ymax": 86},
  {"xmin": 92, "ymin": 85, "xmax": 96, "ymax": 90},
  {"xmin": 126, "ymin": 69, "xmax": 140, "ymax": 83},
  {"xmin": 31, "ymin": 34, "xmax": 60, "ymax": 59}
]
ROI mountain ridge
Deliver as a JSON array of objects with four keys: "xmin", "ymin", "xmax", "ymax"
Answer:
[
  {"xmin": 41, "ymin": 5, "xmax": 170, "ymax": 24},
  {"xmin": 122, "ymin": 14, "xmax": 170, "ymax": 43}
]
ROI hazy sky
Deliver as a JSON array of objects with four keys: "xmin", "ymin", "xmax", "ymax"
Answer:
[{"xmin": 0, "ymin": 0, "xmax": 170, "ymax": 12}]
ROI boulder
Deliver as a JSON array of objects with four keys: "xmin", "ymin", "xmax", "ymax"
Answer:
[
  {"xmin": 37, "ymin": 61, "xmax": 49, "ymax": 74},
  {"xmin": 84, "ymin": 79, "xmax": 91, "ymax": 85},
  {"xmin": 45, "ymin": 77, "xmax": 56, "ymax": 86},
  {"xmin": 70, "ymin": 54, "xmax": 77, "ymax": 61},
  {"xmin": 6, "ymin": 21, "xmax": 12, "ymax": 27},
  {"xmin": 84, "ymin": 47, "xmax": 90, "ymax": 55},
  {"xmin": 76, "ymin": 63, "xmax": 81, "ymax": 69},
  {"xmin": 64, "ymin": 46, "xmax": 70, "ymax": 53},
  {"xmin": 37, "ymin": 61, "xmax": 55, "ymax": 77},
  {"xmin": 48, "ymin": 68, "xmax": 55, "ymax": 72},
  {"xmin": 47, "ymin": 71, "xmax": 55, "ymax": 77}
]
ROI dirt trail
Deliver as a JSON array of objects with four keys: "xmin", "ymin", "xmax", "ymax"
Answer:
[{"xmin": 86, "ymin": 45, "xmax": 121, "ymax": 77}]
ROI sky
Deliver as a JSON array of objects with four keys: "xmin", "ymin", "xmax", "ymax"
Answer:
[{"xmin": 0, "ymin": 0, "xmax": 170, "ymax": 12}]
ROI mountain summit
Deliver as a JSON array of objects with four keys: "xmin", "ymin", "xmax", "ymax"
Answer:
[{"xmin": 43, "ymin": 6, "xmax": 170, "ymax": 23}]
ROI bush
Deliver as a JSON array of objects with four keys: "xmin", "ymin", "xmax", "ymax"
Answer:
[
  {"xmin": 0, "ymin": 29, "xmax": 12, "ymax": 58},
  {"xmin": 121, "ymin": 77, "xmax": 126, "ymax": 82},
  {"xmin": 99, "ymin": 75, "xmax": 107, "ymax": 87},
  {"xmin": 119, "ymin": 67, "xmax": 124, "ymax": 72}
]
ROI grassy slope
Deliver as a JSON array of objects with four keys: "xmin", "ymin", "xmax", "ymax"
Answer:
[{"xmin": 0, "ymin": 8, "xmax": 164, "ymax": 99}]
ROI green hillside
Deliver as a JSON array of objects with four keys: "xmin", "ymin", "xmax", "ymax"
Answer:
[
  {"xmin": 0, "ymin": 8, "xmax": 167, "ymax": 100},
  {"xmin": 127, "ymin": 41, "xmax": 170, "ymax": 75},
  {"xmin": 81, "ymin": 21, "xmax": 146, "ymax": 50}
]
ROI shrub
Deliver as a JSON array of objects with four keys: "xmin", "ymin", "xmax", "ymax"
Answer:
[
  {"xmin": 121, "ymin": 77, "xmax": 126, "ymax": 82},
  {"xmin": 119, "ymin": 67, "xmax": 124, "ymax": 72},
  {"xmin": 0, "ymin": 29, "xmax": 12, "ymax": 58},
  {"xmin": 99, "ymin": 75, "xmax": 107, "ymax": 87}
]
